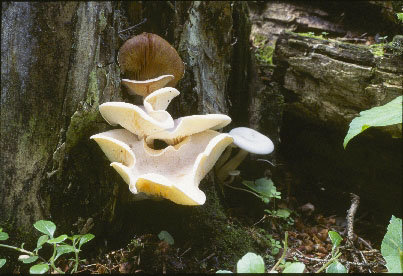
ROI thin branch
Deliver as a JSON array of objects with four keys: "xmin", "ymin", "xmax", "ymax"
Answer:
[
  {"xmin": 118, "ymin": 18, "xmax": 147, "ymax": 34},
  {"xmin": 270, "ymin": 232, "xmax": 288, "ymax": 272}
]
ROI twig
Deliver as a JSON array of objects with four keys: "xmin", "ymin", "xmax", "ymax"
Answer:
[
  {"xmin": 118, "ymin": 18, "xmax": 147, "ymax": 34},
  {"xmin": 358, "ymin": 236, "xmax": 373, "ymax": 250},
  {"xmin": 315, "ymin": 252, "xmax": 342, "ymax": 273},
  {"xmin": 253, "ymin": 215, "xmax": 267, "ymax": 226},
  {"xmin": 198, "ymin": 253, "xmax": 215, "ymax": 264},
  {"xmin": 359, "ymin": 250, "xmax": 372, "ymax": 273},
  {"xmin": 223, "ymin": 182, "xmax": 262, "ymax": 198},
  {"xmin": 346, "ymin": 193, "xmax": 360, "ymax": 242},
  {"xmin": 293, "ymin": 249, "xmax": 373, "ymax": 267},
  {"xmin": 179, "ymin": 247, "xmax": 191, "ymax": 258},
  {"xmin": 270, "ymin": 232, "xmax": 288, "ymax": 273},
  {"xmin": 256, "ymin": 159, "xmax": 276, "ymax": 167},
  {"xmin": 346, "ymin": 193, "xmax": 363, "ymax": 272}
]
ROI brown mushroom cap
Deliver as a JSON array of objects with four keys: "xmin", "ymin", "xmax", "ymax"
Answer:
[{"xmin": 118, "ymin": 33, "xmax": 184, "ymax": 88}]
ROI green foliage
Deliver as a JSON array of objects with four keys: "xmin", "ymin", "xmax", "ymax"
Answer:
[
  {"xmin": 343, "ymin": 96, "xmax": 402, "ymax": 148},
  {"xmin": 282, "ymin": 262, "xmax": 305, "ymax": 273},
  {"xmin": 29, "ymin": 263, "xmax": 49, "ymax": 274},
  {"xmin": 237, "ymin": 252, "xmax": 265, "ymax": 273},
  {"xmin": 158, "ymin": 230, "xmax": 174, "ymax": 245},
  {"xmin": 0, "ymin": 220, "xmax": 95, "ymax": 274},
  {"xmin": 397, "ymin": 13, "xmax": 403, "ymax": 23},
  {"xmin": 217, "ymin": 232, "xmax": 305, "ymax": 273},
  {"xmin": 253, "ymin": 34, "xmax": 275, "ymax": 65},
  {"xmin": 297, "ymin": 32, "xmax": 326, "ymax": 40},
  {"xmin": 326, "ymin": 261, "xmax": 347, "ymax": 273},
  {"xmin": 381, "ymin": 215, "xmax": 403, "ymax": 273},
  {"xmin": 0, "ymin": 259, "xmax": 6, "ymax": 269},
  {"xmin": 317, "ymin": 230, "xmax": 346, "ymax": 273},
  {"xmin": 242, "ymin": 178, "xmax": 281, "ymax": 204},
  {"xmin": 328, "ymin": 231, "xmax": 342, "ymax": 256},
  {"xmin": 369, "ymin": 43, "xmax": 385, "ymax": 57}
]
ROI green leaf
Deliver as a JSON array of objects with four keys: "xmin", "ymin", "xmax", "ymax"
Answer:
[
  {"xmin": 216, "ymin": 270, "xmax": 233, "ymax": 273},
  {"xmin": 36, "ymin": 235, "xmax": 48, "ymax": 251},
  {"xmin": 343, "ymin": 96, "xmax": 402, "ymax": 148},
  {"xmin": 0, "ymin": 232, "xmax": 9, "ymax": 241},
  {"xmin": 326, "ymin": 261, "xmax": 347, "ymax": 273},
  {"xmin": 47, "ymin": 234, "xmax": 67, "ymax": 244},
  {"xmin": 33, "ymin": 220, "xmax": 56, "ymax": 238},
  {"xmin": 242, "ymin": 178, "xmax": 278, "ymax": 203},
  {"xmin": 381, "ymin": 215, "xmax": 402, "ymax": 273},
  {"xmin": 55, "ymin": 245, "xmax": 76, "ymax": 260},
  {"xmin": 18, "ymin": 255, "xmax": 39, "ymax": 264},
  {"xmin": 29, "ymin": 263, "xmax": 49, "ymax": 274},
  {"xmin": 276, "ymin": 209, "xmax": 291, "ymax": 218},
  {"xmin": 282, "ymin": 262, "xmax": 305, "ymax": 273},
  {"xmin": 0, "ymin": 228, "xmax": 2, "ymax": 232},
  {"xmin": 236, "ymin": 252, "xmax": 265, "ymax": 273},
  {"xmin": 158, "ymin": 231, "xmax": 174, "ymax": 245},
  {"xmin": 328, "ymin": 231, "xmax": 343, "ymax": 254},
  {"xmin": 0, "ymin": 259, "xmax": 6, "ymax": 269},
  {"xmin": 79, "ymin": 233, "xmax": 95, "ymax": 248}
]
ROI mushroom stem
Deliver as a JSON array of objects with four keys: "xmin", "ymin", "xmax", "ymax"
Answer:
[
  {"xmin": 214, "ymin": 146, "xmax": 232, "ymax": 171},
  {"xmin": 216, "ymin": 149, "xmax": 248, "ymax": 182}
]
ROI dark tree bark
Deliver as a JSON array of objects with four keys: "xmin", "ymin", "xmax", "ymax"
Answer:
[{"xmin": 1, "ymin": 1, "xmax": 265, "ymax": 271}]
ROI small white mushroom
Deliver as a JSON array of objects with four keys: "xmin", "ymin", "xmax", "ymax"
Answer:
[
  {"xmin": 216, "ymin": 127, "xmax": 274, "ymax": 182},
  {"xmin": 91, "ymin": 129, "xmax": 234, "ymax": 205}
]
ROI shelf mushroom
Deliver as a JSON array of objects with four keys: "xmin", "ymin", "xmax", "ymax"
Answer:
[
  {"xmin": 216, "ymin": 127, "xmax": 274, "ymax": 182},
  {"xmin": 118, "ymin": 32, "xmax": 185, "ymax": 97},
  {"xmin": 91, "ymin": 129, "xmax": 233, "ymax": 205}
]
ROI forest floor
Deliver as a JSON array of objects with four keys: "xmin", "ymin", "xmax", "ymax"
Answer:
[
  {"xmin": 71, "ymin": 164, "xmax": 389, "ymax": 274},
  {"xmin": 74, "ymin": 196, "xmax": 387, "ymax": 273}
]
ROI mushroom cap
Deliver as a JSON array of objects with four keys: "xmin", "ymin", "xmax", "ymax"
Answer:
[
  {"xmin": 99, "ymin": 88, "xmax": 180, "ymax": 138},
  {"xmin": 228, "ymin": 127, "xmax": 274, "ymax": 154},
  {"xmin": 122, "ymin": 75, "xmax": 174, "ymax": 97},
  {"xmin": 143, "ymin": 87, "xmax": 180, "ymax": 113},
  {"xmin": 91, "ymin": 129, "xmax": 233, "ymax": 205},
  {"xmin": 146, "ymin": 114, "xmax": 232, "ymax": 145},
  {"xmin": 118, "ymin": 33, "xmax": 184, "ymax": 89},
  {"xmin": 99, "ymin": 102, "xmax": 174, "ymax": 137}
]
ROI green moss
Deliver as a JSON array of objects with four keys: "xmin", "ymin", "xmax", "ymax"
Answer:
[
  {"xmin": 98, "ymin": 10, "xmax": 107, "ymax": 33},
  {"xmin": 65, "ymin": 68, "xmax": 101, "ymax": 151},
  {"xmin": 190, "ymin": 185, "xmax": 256, "ymax": 269},
  {"xmin": 252, "ymin": 34, "xmax": 274, "ymax": 65},
  {"xmin": 369, "ymin": 43, "xmax": 385, "ymax": 57},
  {"xmin": 296, "ymin": 32, "xmax": 327, "ymax": 40}
]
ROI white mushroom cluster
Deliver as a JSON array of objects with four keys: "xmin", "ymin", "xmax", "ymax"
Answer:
[
  {"xmin": 91, "ymin": 33, "xmax": 275, "ymax": 206},
  {"xmin": 91, "ymin": 87, "xmax": 234, "ymax": 206}
]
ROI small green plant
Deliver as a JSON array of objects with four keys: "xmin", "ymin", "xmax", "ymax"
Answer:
[
  {"xmin": 158, "ymin": 230, "xmax": 174, "ymax": 245},
  {"xmin": 216, "ymin": 232, "xmax": 306, "ymax": 273},
  {"xmin": 343, "ymin": 95, "xmax": 402, "ymax": 148},
  {"xmin": 0, "ymin": 220, "xmax": 94, "ymax": 274},
  {"xmin": 252, "ymin": 34, "xmax": 275, "ymax": 65},
  {"xmin": 381, "ymin": 215, "xmax": 402, "ymax": 273},
  {"xmin": 397, "ymin": 13, "xmax": 403, "ymax": 23},
  {"xmin": 242, "ymin": 177, "xmax": 281, "ymax": 204},
  {"xmin": 316, "ymin": 231, "xmax": 347, "ymax": 273}
]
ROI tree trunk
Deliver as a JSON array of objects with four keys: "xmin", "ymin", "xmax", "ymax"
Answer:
[{"xmin": 1, "ymin": 1, "xmax": 264, "ymax": 271}]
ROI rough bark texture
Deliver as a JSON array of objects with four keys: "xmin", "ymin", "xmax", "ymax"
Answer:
[
  {"xmin": 1, "ymin": 1, "xmax": 263, "ymax": 271},
  {"xmin": 272, "ymin": 31, "xmax": 402, "ymax": 217},
  {"xmin": 274, "ymin": 32, "xmax": 402, "ymax": 129},
  {"xmin": 248, "ymin": 0, "xmax": 401, "ymax": 47},
  {"xmin": 1, "ymin": 1, "xmax": 123, "ymax": 237}
]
